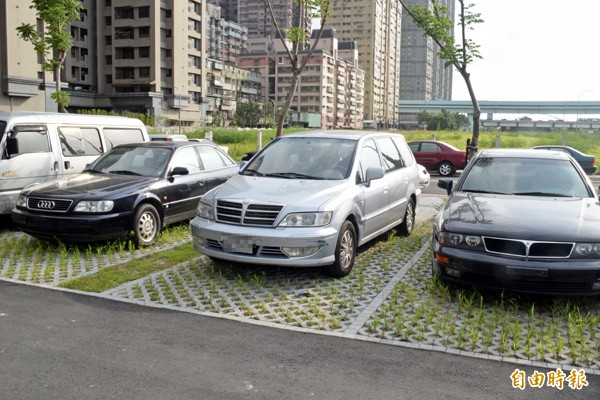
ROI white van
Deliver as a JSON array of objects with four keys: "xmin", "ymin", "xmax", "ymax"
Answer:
[{"xmin": 0, "ymin": 112, "xmax": 149, "ymax": 215}]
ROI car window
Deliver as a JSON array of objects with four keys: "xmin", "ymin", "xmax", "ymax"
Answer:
[
  {"xmin": 58, "ymin": 127, "xmax": 103, "ymax": 156},
  {"xmin": 197, "ymin": 145, "xmax": 234, "ymax": 170},
  {"xmin": 357, "ymin": 139, "xmax": 381, "ymax": 183},
  {"xmin": 376, "ymin": 136, "xmax": 403, "ymax": 172},
  {"xmin": 10, "ymin": 127, "xmax": 51, "ymax": 155},
  {"xmin": 395, "ymin": 137, "xmax": 416, "ymax": 167},
  {"xmin": 408, "ymin": 142, "xmax": 420, "ymax": 152},
  {"xmin": 421, "ymin": 142, "xmax": 441, "ymax": 152},
  {"xmin": 103, "ymin": 128, "xmax": 146, "ymax": 150},
  {"xmin": 461, "ymin": 157, "xmax": 591, "ymax": 197},
  {"xmin": 171, "ymin": 146, "xmax": 201, "ymax": 174}
]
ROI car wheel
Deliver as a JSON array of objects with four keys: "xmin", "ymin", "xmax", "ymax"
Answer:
[
  {"xmin": 438, "ymin": 161, "xmax": 455, "ymax": 176},
  {"xmin": 397, "ymin": 198, "xmax": 415, "ymax": 236},
  {"xmin": 133, "ymin": 204, "xmax": 161, "ymax": 246},
  {"xmin": 326, "ymin": 221, "xmax": 356, "ymax": 277}
]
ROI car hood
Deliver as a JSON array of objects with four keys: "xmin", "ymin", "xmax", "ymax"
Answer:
[
  {"xmin": 439, "ymin": 192, "xmax": 600, "ymax": 241},
  {"xmin": 23, "ymin": 172, "xmax": 157, "ymax": 198},
  {"xmin": 207, "ymin": 174, "xmax": 348, "ymax": 209}
]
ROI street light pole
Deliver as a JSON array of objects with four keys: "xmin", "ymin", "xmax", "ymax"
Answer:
[{"xmin": 174, "ymin": 86, "xmax": 182, "ymax": 134}]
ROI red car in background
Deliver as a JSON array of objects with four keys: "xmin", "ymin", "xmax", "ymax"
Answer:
[{"xmin": 408, "ymin": 140, "xmax": 467, "ymax": 176}]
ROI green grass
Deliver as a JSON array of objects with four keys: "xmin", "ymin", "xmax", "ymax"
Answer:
[
  {"xmin": 155, "ymin": 126, "xmax": 600, "ymax": 167},
  {"xmin": 59, "ymin": 242, "xmax": 198, "ymax": 292}
]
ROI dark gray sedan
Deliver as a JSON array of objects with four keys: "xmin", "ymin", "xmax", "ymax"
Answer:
[{"xmin": 433, "ymin": 148, "xmax": 600, "ymax": 295}]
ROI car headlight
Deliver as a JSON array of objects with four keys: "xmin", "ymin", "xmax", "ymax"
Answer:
[
  {"xmin": 16, "ymin": 194, "xmax": 27, "ymax": 208},
  {"xmin": 74, "ymin": 200, "xmax": 114, "ymax": 213},
  {"xmin": 572, "ymin": 243, "xmax": 600, "ymax": 259},
  {"xmin": 278, "ymin": 211, "xmax": 332, "ymax": 227},
  {"xmin": 196, "ymin": 201, "xmax": 214, "ymax": 220},
  {"xmin": 437, "ymin": 231, "xmax": 485, "ymax": 251}
]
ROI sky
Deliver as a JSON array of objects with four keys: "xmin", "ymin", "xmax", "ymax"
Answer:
[{"xmin": 451, "ymin": 0, "xmax": 600, "ymax": 104}]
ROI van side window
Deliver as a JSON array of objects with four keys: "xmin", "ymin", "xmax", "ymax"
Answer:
[
  {"xmin": 357, "ymin": 139, "xmax": 381, "ymax": 183},
  {"xmin": 11, "ymin": 128, "xmax": 51, "ymax": 155},
  {"xmin": 393, "ymin": 137, "xmax": 416, "ymax": 167},
  {"xmin": 103, "ymin": 128, "xmax": 145, "ymax": 150},
  {"xmin": 58, "ymin": 127, "xmax": 103, "ymax": 156},
  {"xmin": 376, "ymin": 137, "xmax": 403, "ymax": 172}
]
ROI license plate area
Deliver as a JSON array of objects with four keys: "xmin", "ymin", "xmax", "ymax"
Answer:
[
  {"xmin": 221, "ymin": 235, "xmax": 254, "ymax": 254},
  {"xmin": 506, "ymin": 266, "xmax": 548, "ymax": 278}
]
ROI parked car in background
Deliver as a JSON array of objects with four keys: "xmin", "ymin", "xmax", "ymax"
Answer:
[
  {"xmin": 433, "ymin": 148, "xmax": 600, "ymax": 295},
  {"xmin": 532, "ymin": 145, "xmax": 596, "ymax": 175},
  {"xmin": 408, "ymin": 140, "xmax": 467, "ymax": 176},
  {"xmin": 12, "ymin": 141, "xmax": 237, "ymax": 246},
  {"xmin": 191, "ymin": 130, "xmax": 422, "ymax": 277},
  {"xmin": 149, "ymin": 133, "xmax": 188, "ymax": 141},
  {"xmin": 0, "ymin": 112, "xmax": 149, "ymax": 215}
]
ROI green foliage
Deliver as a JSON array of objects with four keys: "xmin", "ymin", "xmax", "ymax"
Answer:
[
  {"xmin": 235, "ymin": 101, "xmax": 262, "ymax": 127},
  {"xmin": 16, "ymin": 0, "xmax": 83, "ymax": 111},
  {"xmin": 418, "ymin": 109, "xmax": 469, "ymax": 131},
  {"xmin": 76, "ymin": 109, "xmax": 154, "ymax": 126}
]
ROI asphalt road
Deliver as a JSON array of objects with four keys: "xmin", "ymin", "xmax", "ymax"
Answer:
[{"xmin": 1, "ymin": 282, "xmax": 597, "ymax": 400}]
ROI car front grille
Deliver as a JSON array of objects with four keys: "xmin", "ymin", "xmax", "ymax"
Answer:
[
  {"xmin": 483, "ymin": 237, "xmax": 573, "ymax": 258},
  {"xmin": 27, "ymin": 197, "xmax": 73, "ymax": 213},
  {"xmin": 215, "ymin": 200, "xmax": 283, "ymax": 226}
]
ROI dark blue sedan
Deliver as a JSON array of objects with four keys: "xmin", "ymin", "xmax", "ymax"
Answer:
[
  {"xmin": 12, "ymin": 141, "xmax": 238, "ymax": 246},
  {"xmin": 533, "ymin": 145, "xmax": 596, "ymax": 175}
]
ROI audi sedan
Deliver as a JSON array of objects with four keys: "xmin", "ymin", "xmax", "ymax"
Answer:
[
  {"xmin": 191, "ymin": 130, "xmax": 422, "ymax": 277},
  {"xmin": 12, "ymin": 141, "xmax": 237, "ymax": 246},
  {"xmin": 433, "ymin": 148, "xmax": 600, "ymax": 295}
]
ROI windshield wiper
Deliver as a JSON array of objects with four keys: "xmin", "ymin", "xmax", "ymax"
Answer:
[
  {"xmin": 264, "ymin": 172, "xmax": 324, "ymax": 180},
  {"xmin": 241, "ymin": 168, "xmax": 265, "ymax": 176},
  {"xmin": 462, "ymin": 189, "xmax": 506, "ymax": 195},
  {"xmin": 109, "ymin": 170, "xmax": 141, "ymax": 176},
  {"xmin": 513, "ymin": 191, "xmax": 571, "ymax": 197}
]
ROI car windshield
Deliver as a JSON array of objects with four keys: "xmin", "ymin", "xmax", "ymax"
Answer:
[
  {"xmin": 89, "ymin": 147, "xmax": 172, "ymax": 177},
  {"xmin": 460, "ymin": 157, "xmax": 592, "ymax": 197},
  {"xmin": 242, "ymin": 137, "xmax": 357, "ymax": 180}
]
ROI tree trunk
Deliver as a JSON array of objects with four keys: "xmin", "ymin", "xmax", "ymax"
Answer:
[
  {"xmin": 459, "ymin": 68, "xmax": 480, "ymax": 159},
  {"xmin": 276, "ymin": 68, "xmax": 300, "ymax": 136}
]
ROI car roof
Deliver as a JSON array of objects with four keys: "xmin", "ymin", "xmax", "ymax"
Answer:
[
  {"xmin": 282, "ymin": 130, "xmax": 406, "ymax": 141},
  {"xmin": 477, "ymin": 148, "xmax": 573, "ymax": 160}
]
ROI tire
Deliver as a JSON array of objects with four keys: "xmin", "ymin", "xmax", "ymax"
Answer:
[
  {"xmin": 132, "ymin": 204, "xmax": 161, "ymax": 246},
  {"xmin": 325, "ymin": 221, "xmax": 357, "ymax": 277},
  {"xmin": 397, "ymin": 198, "xmax": 415, "ymax": 236},
  {"xmin": 438, "ymin": 161, "xmax": 455, "ymax": 176}
]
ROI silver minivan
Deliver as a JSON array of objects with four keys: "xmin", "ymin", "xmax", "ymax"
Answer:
[
  {"xmin": 0, "ymin": 112, "xmax": 149, "ymax": 215},
  {"xmin": 191, "ymin": 130, "xmax": 422, "ymax": 276}
]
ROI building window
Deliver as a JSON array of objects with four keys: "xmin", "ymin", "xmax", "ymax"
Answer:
[
  {"xmin": 139, "ymin": 67, "xmax": 150, "ymax": 78},
  {"xmin": 105, "ymin": 35, "xmax": 112, "ymax": 45},
  {"xmin": 105, "ymin": 55, "xmax": 112, "ymax": 65},
  {"xmin": 115, "ymin": 67, "xmax": 135, "ymax": 79},
  {"xmin": 139, "ymin": 47, "xmax": 150, "ymax": 58},
  {"xmin": 139, "ymin": 26, "xmax": 150, "ymax": 38},
  {"xmin": 105, "ymin": 16, "xmax": 111, "ymax": 26},
  {"xmin": 106, "ymin": 74, "xmax": 112, "ymax": 84},
  {"xmin": 114, "ymin": 27, "xmax": 134, "ymax": 40},
  {"xmin": 138, "ymin": 6, "xmax": 150, "ymax": 18},
  {"xmin": 115, "ymin": 7, "xmax": 134, "ymax": 19}
]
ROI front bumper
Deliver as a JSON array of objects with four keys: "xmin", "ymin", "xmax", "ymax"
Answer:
[
  {"xmin": 190, "ymin": 216, "xmax": 339, "ymax": 267},
  {"xmin": 12, "ymin": 208, "xmax": 134, "ymax": 242},
  {"xmin": 432, "ymin": 244, "xmax": 600, "ymax": 295}
]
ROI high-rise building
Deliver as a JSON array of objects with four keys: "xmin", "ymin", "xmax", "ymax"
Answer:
[
  {"xmin": 400, "ymin": 0, "xmax": 454, "ymax": 101},
  {"xmin": 327, "ymin": 0, "xmax": 403, "ymax": 128},
  {"xmin": 237, "ymin": 0, "xmax": 310, "ymax": 41}
]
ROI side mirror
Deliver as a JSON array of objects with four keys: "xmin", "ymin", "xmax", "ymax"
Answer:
[
  {"xmin": 365, "ymin": 166, "xmax": 385, "ymax": 186},
  {"xmin": 438, "ymin": 179, "xmax": 453, "ymax": 195},
  {"xmin": 6, "ymin": 137, "xmax": 18, "ymax": 158},
  {"xmin": 169, "ymin": 166, "xmax": 189, "ymax": 177}
]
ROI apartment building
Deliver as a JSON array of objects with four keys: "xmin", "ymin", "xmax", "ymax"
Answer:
[
  {"xmin": 327, "ymin": 0, "xmax": 403, "ymax": 128},
  {"xmin": 237, "ymin": 28, "xmax": 365, "ymax": 129},
  {"xmin": 400, "ymin": 0, "xmax": 454, "ymax": 101},
  {"xmin": 237, "ymin": 0, "xmax": 310, "ymax": 41}
]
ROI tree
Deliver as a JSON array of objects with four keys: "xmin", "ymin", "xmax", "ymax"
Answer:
[
  {"xmin": 265, "ymin": 0, "xmax": 332, "ymax": 136},
  {"xmin": 399, "ymin": 0, "xmax": 483, "ymax": 158},
  {"xmin": 235, "ymin": 101, "xmax": 262, "ymax": 127},
  {"xmin": 418, "ymin": 109, "xmax": 469, "ymax": 130},
  {"xmin": 17, "ymin": 0, "xmax": 83, "ymax": 113}
]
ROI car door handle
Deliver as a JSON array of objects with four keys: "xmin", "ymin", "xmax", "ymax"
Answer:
[{"xmin": 64, "ymin": 160, "xmax": 71, "ymax": 170}]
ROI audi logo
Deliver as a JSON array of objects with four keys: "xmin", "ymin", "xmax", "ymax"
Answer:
[{"xmin": 37, "ymin": 200, "xmax": 56, "ymax": 209}]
